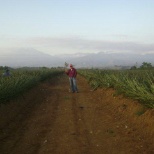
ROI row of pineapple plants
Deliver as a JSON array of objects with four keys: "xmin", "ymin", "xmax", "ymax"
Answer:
[
  {"xmin": 0, "ymin": 68, "xmax": 63, "ymax": 103},
  {"xmin": 79, "ymin": 69, "xmax": 154, "ymax": 108}
]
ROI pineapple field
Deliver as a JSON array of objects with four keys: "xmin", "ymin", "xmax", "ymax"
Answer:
[{"xmin": 0, "ymin": 68, "xmax": 154, "ymax": 154}]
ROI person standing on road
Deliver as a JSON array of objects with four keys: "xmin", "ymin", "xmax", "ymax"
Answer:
[
  {"xmin": 2, "ymin": 68, "xmax": 11, "ymax": 77},
  {"xmin": 65, "ymin": 64, "xmax": 78, "ymax": 93}
]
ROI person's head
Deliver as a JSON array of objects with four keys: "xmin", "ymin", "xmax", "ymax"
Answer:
[{"xmin": 70, "ymin": 64, "xmax": 73, "ymax": 68}]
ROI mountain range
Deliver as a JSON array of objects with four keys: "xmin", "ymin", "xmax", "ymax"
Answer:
[{"xmin": 0, "ymin": 48, "xmax": 154, "ymax": 69}]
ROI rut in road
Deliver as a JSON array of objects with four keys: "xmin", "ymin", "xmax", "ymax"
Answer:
[{"xmin": 0, "ymin": 74, "xmax": 154, "ymax": 154}]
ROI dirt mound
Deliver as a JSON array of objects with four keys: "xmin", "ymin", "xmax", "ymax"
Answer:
[{"xmin": 0, "ymin": 74, "xmax": 154, "ymax": 154}]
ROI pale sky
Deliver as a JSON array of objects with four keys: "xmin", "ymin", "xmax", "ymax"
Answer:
[{"xmin": 0, "ymin": 0, "xmax": 154, "ymax": 55}]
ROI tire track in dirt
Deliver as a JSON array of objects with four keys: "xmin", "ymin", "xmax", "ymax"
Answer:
[
  {"xmin": 71, "ymin": 96, "xmax": 92, "ymax": 154},
  {"xmin": 39, "ymin": 75, "xmax": 93, "ymax": 154}
]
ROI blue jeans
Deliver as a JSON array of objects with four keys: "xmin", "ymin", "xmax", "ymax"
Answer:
[{"xmin": 69, "ymin": 77, "xmax": 78, "ymax": 92}]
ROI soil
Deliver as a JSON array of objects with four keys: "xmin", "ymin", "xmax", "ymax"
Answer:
[{"xmin": 0, "ymin": 74, "xmax": 154, "ymax": 154}]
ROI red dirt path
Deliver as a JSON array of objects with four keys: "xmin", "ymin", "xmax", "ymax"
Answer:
[{"xmin": 0, "ymin": 74, "xmax": 154, "ymax": 154}]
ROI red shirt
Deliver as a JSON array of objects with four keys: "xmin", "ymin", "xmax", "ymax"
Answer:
[{"xmin": 66, "ymin": 68, "xmax": 77, "ymax": 77}]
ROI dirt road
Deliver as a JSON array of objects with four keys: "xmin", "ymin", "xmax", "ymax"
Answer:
[{"xmin": 0, "ymin": 74, "xmax": 154, "ymax": 154}]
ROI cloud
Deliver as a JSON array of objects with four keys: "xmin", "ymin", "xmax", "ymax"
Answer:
[
  {"xmin": 1, "ymin": 36, "xmax": 154, "ymax": 55},
  {"xmin": 26, "ymin": 37, "xmax": 154, "ymax": 54}
]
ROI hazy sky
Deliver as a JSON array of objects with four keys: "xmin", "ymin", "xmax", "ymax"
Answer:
[{"xmin": 0, "ymin": 0, "xmax": 154, "ymax": 55}]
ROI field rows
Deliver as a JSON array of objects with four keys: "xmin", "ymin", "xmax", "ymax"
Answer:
[{"xmin": 79, "ymin": 69, "xmax": 154, "ymax": 108}]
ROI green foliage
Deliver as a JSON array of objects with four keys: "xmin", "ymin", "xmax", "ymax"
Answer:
[
  {"xmin": 135, "ymin": 109, "xmax": 146, "ymax": 116},
  {"xmin": 140, "ymin": 62, "xmax": 153, "ymax": 69},
  {"xmin": 0, "ymin": 68, "xmax": 63, "ymax": 103},
  {"xmin": 79, "ymin": 69, "xmax": 154, "ymax": 108},
  {"xmin": 130, "ymin": 66, "xmax": 137, "ymax": 70}
]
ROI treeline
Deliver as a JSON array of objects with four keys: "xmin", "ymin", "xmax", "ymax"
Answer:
[
  {"xmin": 0, "ymin": 66, "xmax": 13, "ymax": 71},
  {"xmin": 130, "ymin": 62, "xmax": 154, "ymax": 70}
]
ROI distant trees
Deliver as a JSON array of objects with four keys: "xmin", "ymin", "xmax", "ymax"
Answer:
[
  {"xmin": 130, "ymin": 62, "xmax": 153, "ymax": 70},
  {"xmin": 0, "ymin": 66, "xmax": 10, "ymax": 71},
  {"xmin": 140, "ymin": 62, "xmax": 153, "ymax": 69},
  {"xmin": 130, "ymin": 66, "xmax": 137, "ymax": 70}
]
